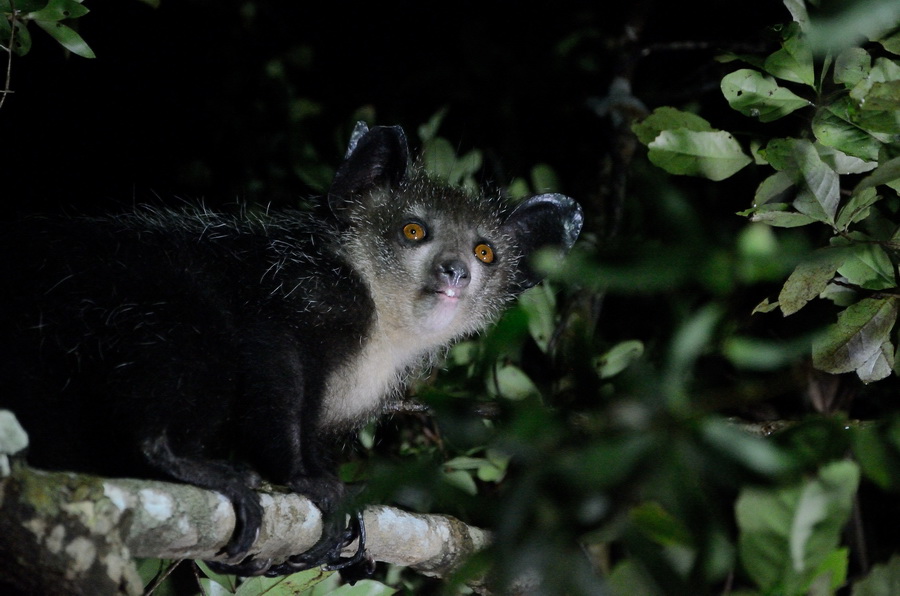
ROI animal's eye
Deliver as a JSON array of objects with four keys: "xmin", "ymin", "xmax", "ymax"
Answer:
[
  {"xmin": 474, "ymin": 243, "xmax": 494, "ymax": 264},
  {"xmin": 402, "ymin": 222, "xmax": 426, "ymax": 242}
]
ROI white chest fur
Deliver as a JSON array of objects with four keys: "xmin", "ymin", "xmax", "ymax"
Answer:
[{"xmin": 318, "ymin": 328, "xmax": 421, "ymax": 430}]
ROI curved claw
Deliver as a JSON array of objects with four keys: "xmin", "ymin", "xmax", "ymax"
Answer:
[
  {"xmin": 324, "ymin": 510, "xmax": 367, "ymax": 571},
  {"xmin": 262, "ymin": 510, "xmax": 371, "ymax": 577}
]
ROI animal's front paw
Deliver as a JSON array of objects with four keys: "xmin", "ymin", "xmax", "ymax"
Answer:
[
  {"xmin": 288, "ymin": 473, "xmax": 346, "ymax": 514},
  {"xmin": 263, "ymin": 510, "xmax": 372, "ymax": 579}
]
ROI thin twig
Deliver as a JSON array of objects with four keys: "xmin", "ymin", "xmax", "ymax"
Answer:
[{"xmin": 0, "ymin": 0, "xmax": 16, "ymax": 110}]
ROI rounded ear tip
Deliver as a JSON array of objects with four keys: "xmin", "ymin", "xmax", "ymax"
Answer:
[{"xmin": 527, "ymin": 193, "xmax": 584, "ymax": 249}]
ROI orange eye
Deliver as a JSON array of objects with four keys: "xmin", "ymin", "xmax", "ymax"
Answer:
[
  {"xmin": 402, "ymin": 222, "xmax": 426, "ymax": 241},
  {"xmin": 474, "ymin": 243, "xmax": 494, "ymax": 264}
]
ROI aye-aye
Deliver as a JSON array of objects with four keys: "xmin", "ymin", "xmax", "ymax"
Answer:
[{"xmin": 0, "ymin": 122, "xmax": 583, "ymax": 574}]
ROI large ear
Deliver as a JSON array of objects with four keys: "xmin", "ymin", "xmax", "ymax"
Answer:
[
  {"xmin": 328, "ymin": 121, "xmax": 410, "ymax": 221},
  {"xmin": 501, "ymin": 193, "xmax": 583, "ymax": 291}
]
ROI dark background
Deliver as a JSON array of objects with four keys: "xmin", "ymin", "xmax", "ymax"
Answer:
[{"xmin": 0, "ymin": 0, "xmax": 786, "ymax": 213}]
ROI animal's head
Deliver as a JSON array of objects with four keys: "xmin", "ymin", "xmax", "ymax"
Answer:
[{"xmin": 328, "ymin": 122, "xmax": 583, "ymax": 346}]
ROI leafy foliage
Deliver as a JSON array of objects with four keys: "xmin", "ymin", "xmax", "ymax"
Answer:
[
  {"xmin": 633, "ymin": 2, "xmax": 900, "ymax": 384},
  {"xmin": 9, "ymin": 1, "xmax": 900, "ymax": 595},
  {"xmin": 1, "ymin": 0, "xmax": 96, "ymax": 58}
]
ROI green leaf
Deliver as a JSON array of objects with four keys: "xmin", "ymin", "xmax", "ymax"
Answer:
[
  {"xmin": 764, "ymin": 27, "xmax": 815, "ymax": 87},
  {"xmin": 836, "ymin": 187, "xmax": 881, "ymax": 231},
  {"xmin": 834, "ymin": 47, "xmax": 871, "ymax": 88},
  {"xmin": 487, "ymin": 364, "xmax": 540, "ymax": 401},
  {"xmin": 852, "ymin": 553, "xmax": 900, "ymax": 595},
  {"xmin": 417, "ymin": 108, "xmax": 448, "ymax": 144},
  {"xmin": 7, "ymin": 20, "xmax": 32, "ymax": 56},
  {"xmin": 34, "ymin": 19, "xmax": 95, "ymax": 58},
  {"xmin": 763, "ymin": 139, "xmax": 840, "ymax": 226},
  {"xmin": 647, "ymin": 129, "xmax": 752, "ymax": 181},
  {"xmin": 736, "ymin": 460, "xmax": 860, "ymax": 595},
  {"xmin": 722, "ymin": 334, "xmax": 812, "ymax": 370},
  {"xmin": 721, "ymin": 69, "xmax": 812, "ymax": 122},
  {"xmin": 806, "ymin": 0, "xmax": 900, "ymax": 54},
  {"xmin": 423, "ymin": 136, "xmax": 482, "ymax": 188},
  {"xmin": 813, "ymin": 98, "xmax": 885, "ymax": 161},
  {"xmin": 608, "ymin": 560, "xmax": 663, "ymax": 596},
  {"xmin": 234, "ymin": 568, "xmax": 337, "ymax": 595},
  {"xmin": 442, "ymin": 468, "xmax": 478, "ymax": 495},
  {"xmin": 851, "ymin": 425, "xmax": 900, "ymax": 491},
  {"xmin": 859, "ymin": 80, "xmax": 900, "ymax": 112},
  {"xmin": 779, "ymin": 250, "xmax": 847, "ymax": 316},
  {"xmin": 753, "ymin": 171, "xmax": 795, "ymax": 204},
  {"xmin": 815, "ymin": 144, "xmax": 877, "ymax": 175},
  {"xmin": 879, "ymin": 29, "xmax": 900, "ymax": 55},
  {"xmin": 530, "ymin": 163, "xmax": 560, "ymax": 193},
  {"xmin": 24, "ymin": 0, "xmax": 89, "ymax": 22},
  {"xmin": 836, "ymin": 242, "xmax": 896, "ymax": 290},
  {"xmin": 701, "ymin": 417, "xmax": 792, "ymax": 475},
  {"xmin": 741, "ymin": 203, "xmax": 816, "ymax": 228},
  {"xmin": 854, "ymin": 155, "xmax": 900, "ymax": 194},
  {"xmin": 518, "ymin": 284, "xmax": 556, "ymax": 353},
  {"xmin": 593, "ymin": 340, "xmax": 644, "ymax": 379},
  {"xmin": 631, "ymin": 106, "xmax": 714, "ymax": 145},
  {"xmin": 812, "ymin": 296, "xmax": 899, "ymax": 382},
  {"xmin": 630, "ymin": 502, "xmax": 693, "ymax": 547}
]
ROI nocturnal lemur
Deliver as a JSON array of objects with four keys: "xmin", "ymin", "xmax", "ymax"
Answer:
[{"xmin": 0, "ymin": 122, "xmax": 583, "ymax": 575}]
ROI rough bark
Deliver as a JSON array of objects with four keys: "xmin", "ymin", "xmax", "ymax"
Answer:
[{"xmin": 0, "ymin": 410, "xmax": 489, "ymax": 595}]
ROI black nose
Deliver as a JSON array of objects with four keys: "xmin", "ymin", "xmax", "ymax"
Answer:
[{"xmin": 436, "ymin": 259, "xmax": 470, "ymax": 288}]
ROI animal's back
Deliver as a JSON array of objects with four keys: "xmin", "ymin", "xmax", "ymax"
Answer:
[{"xmin": 0, "ymin": 209, "xmax": 372, "ymax": 478}]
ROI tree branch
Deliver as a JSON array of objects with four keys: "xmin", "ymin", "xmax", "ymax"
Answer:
[{"xmin": 0, "ymin": 410, "xmax": 489, "ymax": 595}]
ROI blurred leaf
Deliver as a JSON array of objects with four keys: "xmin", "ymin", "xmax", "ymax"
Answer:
[
  {"xmin": 422, "ymin": 136, "xmax": 481, "ymax": 188},
  {"xmin": 852, "ymin": 553, "xmax": 900, "ymax": 595},
  {"xmin": 594, "ymin": 340, "xmax": 644, "ymax": 379},
  {"xmin": 487, "ymin": 364, "xmax": 541, "ymax": 401},
  {"xmin": 632, "ymin": 106, "xmax": 714, "ymax": 145},
  {"xmin": 234, "ymin": 567, "xmax": 336, "ymax": 595},
  {"xmin": 879, "ymin": 29, "xmax": 900, "ymax": 55},
  {"xmin": 851, "ymin": 424, "xmax": 900, "ymax": 491},
  {"xmin": 442, "ymin": 468, "xmax": 478, "ymax": 496},
  {"xmin": 630, "ymin": 502, "xmax": 692, "ymax": 547},
  {"xmin": 34, "ymin": 19, "xmax": 94, "ymax": 58},
  {"xmin": 647, "ymin": 129, "xmax": 752, "ymax": 181},
  {"xmin": 24, "ymin": 0, "xmax": 89, "ymax": 22},
  {"xmin": 806, "ymin": 0, "xmax": 900, "ymax": 54},
  {"xmin": 736, "ymin": 460, "xmax": 859, "ymax": 595},
  {"xmin": 330, "ymin": 580, "xmax": 397, "ymax": 595},
  {"xmin": 812, "ymin": 297, "xmax": 898, "ymax": 383},
  {"xmin": 721, "ymin": 69, "xmax": 812, "ymax": 122},
  {"xmin": 608, "ymin": 560, "xmax": 662, "ymax": 596},
  {"xmin": 518, "ymin": 283, "xmax": 557, "ymax": 353},
  {"xmin": 701, "ymin": 418, "xmax": 793, "ymax": 475},
  {"xmin": 417, "ymin": 108, "xmax": 448, "ymax": 143},
  {"xmin": 531, "ymin": 163, "xmax": 560, "ymax": 193},
  {"xmin": 722, "ymin": 335, "xmax": 811, "ymax": 370}
]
